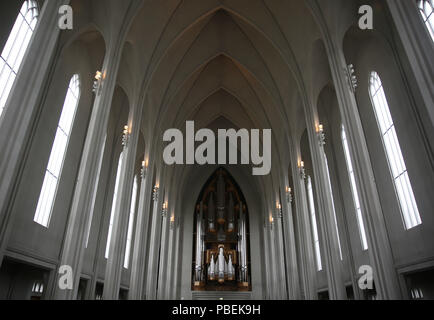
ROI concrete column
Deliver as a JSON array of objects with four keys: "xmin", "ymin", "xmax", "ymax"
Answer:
[
  {"xmin": 164, "ymin": 217, "xmax": 176, "ymax": 300},
  {"xmin": 86, "ymin": 127, "xmax": 121, "ymax": 300},
  {"xmin": 0, "ymin": 0, "xmax": 70, "ymax": 266},
  {"xmin": 103, "ymin": 100, "xmax": 143, "ymax": 300},
  {"xmin": 274, "ymin": 208, "xmax": 288, "ymax": 300},
  {"xmin": 280, "ymin": 184, "xmax": 301, "ymax": 300},
  {"xmin": 325, "ymin": 139, "xmax": 362, "ymax": 300},
  {"xmin": 129, "ymin": 162, "xmax": 153, "ymax": 300},
  {"xmin": 290, "ymin": 147, "xmax": 317, "ymax": 300},
  {"xmin": 303, "ymin": 101, "xmax": 347, "ymax": 300},
  {"xmin": 171, "ymin": 222, "xmax": 181, "ymax": 300},
  {"xmin": 307, "ymin": 0, "xmax": 401, "ymax": 299},
  {"xmin": 145, "ymin": 183, "xmax": 164, "ymax": 300},
  {"xmin": 52, "ymin": 29, "xmax": 131, "ymax": 300},
  {"xmin": 263, "ymin": 224, "xmax": 272, "ymax": 299},
  {"xmin": 268, "ymin": 221, "xmax": 279, "ymax": 300},
  {"xmin": 157, "ymin": 204, "xmax": 170, "ymax": 300}
]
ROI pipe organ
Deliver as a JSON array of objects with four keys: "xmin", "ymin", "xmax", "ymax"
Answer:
[{"xmin": 193, "ymin": 169, "xmax": 251, "ymax": 291}]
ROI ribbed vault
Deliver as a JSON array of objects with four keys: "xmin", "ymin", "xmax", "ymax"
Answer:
[{"xmin": 112, "ymin": 0, "xmax": 327, "ymax": 227}]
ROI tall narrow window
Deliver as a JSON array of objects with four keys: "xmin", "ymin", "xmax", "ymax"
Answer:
[
  {"xmin": 34, "ymin": 75, "xmax": 80, "ymax": 227},
  {"xmin": 307, "ymin": 176, "xmax": 322, "ymax": 271},
  {"xmin": 324, "ymin": 155, "xmax": 343, "ymax": 260},
  {"xmin": 418, "ymin": 0, "xmax": 434, "ymax": 41},
  {"xmin": 341, "ymin": 125, "xmax": 369, "ymax": 250},
  {"xmin": 369, "ymin": 71, "xmax": 422, "ymax": 230},
  {"xmin": 124, "ymin": 175, "xmax": 138, "ymax": 269},
  {"xmin": 105, "ymin": 151, "xmax": 124, "ymax": 259},
  {"xmin": 0, "ymin": 1, "xmax": 39, "ymax": 117}
]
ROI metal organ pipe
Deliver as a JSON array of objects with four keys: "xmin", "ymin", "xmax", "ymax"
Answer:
[
  {"xmin": 238, "ymin": 202, "xmax": 248, "ymax": 284},
  {"xmin": 227, "ymin": 193, "xmax": 235, "ymax": 233},
  {"xmin": 217, "ymin": 171, "xmax": 226, "ymax": 224},
  {"xmin": 209, "ymin": 254, "xmax": 216, "ymax": 281},
  {"xmin": 208, "ymin": 193, "xmax": 216, "ymax": 232},
  {"xmin": 228, "ymin": 254, "xmax": 234, "ymax": 281},
  {"xmin": 218, "ymin": 247, "xmax": 225, "ymax": 284},
  {"xmin": 195, "ymin": 201, "xmax": 204, "ymax": 283}
]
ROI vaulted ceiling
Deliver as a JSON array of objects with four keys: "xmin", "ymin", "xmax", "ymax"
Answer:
[
  {"xmin": 121, "ymin": 0, "xmax": 325, "ymax": 136},
  {"xmin": 65, "ymin": 0, "xmax": 362, "ymax": 216}
]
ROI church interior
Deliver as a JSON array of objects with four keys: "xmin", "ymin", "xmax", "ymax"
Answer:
[{"xmin": 0, "ymin": 0, "xmax": 433, "ymax": 300}]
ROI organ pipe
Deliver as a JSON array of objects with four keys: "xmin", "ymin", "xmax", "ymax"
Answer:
[
  {"xmin": 218, "ymin": 246, "xmax": 225, "ymax": 284},
  {"xmin": 227, "ymin": 193, "xmax": 235, "ymax": 233},
  {"xmin": 238, "ymin": 202, "xmax": 248, "ymax": 284},
  {"xmin": 217, "ymin": 171, "xmax": 225, "ymax": 224},
  {"xmin": 194, "ymin": 201, "xmax": 204, "ymax": 283},
  {"xmin": 208, "ymin": 193, "xmax": 216, "ymax": 232},
  {"xmin": 209, "ymin": 254, "xmax": 216, "ymax": 281},
  {"xmin": 228, "ymin": 254, "xmax": 234, "ymax": 281}
]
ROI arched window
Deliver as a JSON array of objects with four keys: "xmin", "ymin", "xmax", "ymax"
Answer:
[
  {"xmin": 124, "ymin": 175, "xmax": 138, "ymax": 269},
  {"xmin": 341, "ymin": 125, "xmax": 368, "ymax": 251},
  {"xmin": 0, "ymin": 0, "xmax": 39, "ymax": 117},
  {"xmin": 306, "ymin": 176, "xmax": 322, "ymax": 271},
  {"xmin": 105, "ymin": 151, "xmax": 124, "ymax": 259},
  {"xmin": 34, "ymin": 75, "xmax": 80, "ymax": 227},
  {"xmin": 418, "ymin": 0, "xmax": 434, "ymax": 41},
  {"xmin": 369, "ymin": 71, "xmax": 421, "ymax": 230}
]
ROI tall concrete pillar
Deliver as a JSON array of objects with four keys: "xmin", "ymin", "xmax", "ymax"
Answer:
[
  {"xmin": 302, "ymin": 99, "xmax": 347, "ymax": 300},
  {"xmin": 145, "ymin": 182, "xmax": 164, "ymax": 300},
  {"xmin": 263, "ymin": 223, "xmax": 272, "ymax": 299},
  {"xmin": 280, "ymin": 181, "xmax": 301, "ymax": 300},
  {"xmin": 267, "ymin": 216, "xmax": 279, "ymax": 300},
  {"xmin": 290, "ymin": 146, "xmax": 317, "ymax": 300},
  {"xmin": 157, "ymin": 201, "xmax": 170, "ymax": 300},
  {"xmin": 129, "ymin": 160, "xmax": 153, "ymax": 300},
  {"xmin": 171, "ymin": 221, "xmax": 181, "ymax": 300},
  {"xmin": 164, "ymin": 215, "xmax": 176, "ymax": 300},
  {"xmin": 103, "ymin": 98, "xmax": 143, "ymax": 300},
  {"xmin": 274, "ymin": 205, "xmax": 289, "ymax": 300}
]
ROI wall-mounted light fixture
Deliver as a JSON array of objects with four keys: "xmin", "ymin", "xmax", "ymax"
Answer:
[
  {"xmin": 276, "ymin": 202, "xmax": 282, "ymax": 219},
  {"xmin": 122, "ymin": 125, "xmax": 130, "ymax": 147},
  {"xmin": 152, "ymin": 186, "xmax": 159, "ymax": 202},
  {"xmin": 269, "ymin": 214, "xmax": 274, "ymax": 226},
  {"xmin": 346, "ymin": 64, "xmax": 358, "ymax": 93},
  {"xmin": 170, "ymin": 214, "xmax": 175, "ymax": 230},
  {"xmin": 162, "ymin": 202, "xmax": 168, "ymax": 217},
  {"xmin": 141, "ymin": 159, "xmax": 148, "ymax": 179},
  {"xmin": 92, "ymin": 71, "xmax": 102, "ymax": 94},
  {"xmin": 285, "ymin": 186, "xmax": 293, "ymax": 204},
  {"xmin": 299, "ymin": 161, "xmax": 306, "ymax": 180},
  {"xmin": 317, "ymin": 124, "xmax": 326, "ymax": 147}
]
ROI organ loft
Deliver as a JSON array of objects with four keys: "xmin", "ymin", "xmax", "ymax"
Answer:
[{"xmin": 192, "ymin": 169, "xmax": 251, "ymax": 291}]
